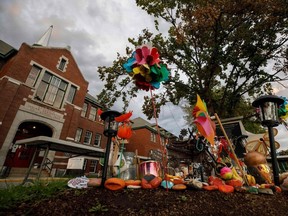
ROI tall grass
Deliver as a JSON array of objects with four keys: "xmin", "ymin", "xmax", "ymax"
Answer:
[{"xmin": 0, "ymin": 180, "xmax": 68, "ymax": 210}]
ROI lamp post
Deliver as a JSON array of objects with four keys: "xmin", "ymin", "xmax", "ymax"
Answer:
[
  {"xmin": 100, "ymin": 110, "xmax": 121, "ymax": 187},
  {"xmin": 252, "ymin": 95, "xmax": 284, "ymax": 186}
]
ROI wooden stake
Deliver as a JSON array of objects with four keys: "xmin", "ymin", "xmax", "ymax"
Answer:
[
  {"xmin": 135, "ymin": 149, "xmax": 140, "ymax": 180},
  {"xmin": 214, "ymin": 113, "xmax": 249, "ymax": 186}
]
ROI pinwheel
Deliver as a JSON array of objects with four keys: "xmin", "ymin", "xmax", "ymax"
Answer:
[
  {"xmin": 279, "ymin": 96, "xmax": 288, "ymax": 120},
  {"xmin": 192, "ymin": 95, "xmax": 215, "ymax": 146},
  {"xmin": 123, "ymin": 44, "xmax": 169, "ymax": 179},
  {"xmin": 123, "ymin": 44, "xmax": 169, "ymax": 91},
  {"xmin": 245, "ymin": 128, "xmax": 280, "ymax": 156}
]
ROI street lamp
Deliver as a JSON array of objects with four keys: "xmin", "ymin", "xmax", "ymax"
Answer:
[
  {"xmin": 100, "ymin": 110, "xmax": 121, "ymax": 187},
  {"xmin": 252, "ymin": 95, "xmax": 284, "ymax": 186}
]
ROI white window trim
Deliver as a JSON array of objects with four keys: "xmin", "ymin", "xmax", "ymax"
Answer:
[
  {"xmin": 29, "ymin": 61, "xmax": 80, "ymax": 109},
  {"xmin": 83, "ymin": 131, "xmax": 93, "ymax": 145},
  {"xmin": 89, "ymin": 160, "xmax": 98, "ymax": 173},
  {"xmin": 57, "ymin": 55, "xmax": 69, "ymax": 72},
  {"xmin": 93, "ymin": 133, "xmax": 102, "ymax": 147},
  {"xmin": 89, "ymin": 106, "xmax": 97, "ymax": 121}
]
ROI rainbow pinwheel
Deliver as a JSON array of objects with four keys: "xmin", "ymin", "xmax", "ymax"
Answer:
[
  {"xmin": 192, "ymin": 94, "xmax": 215, "ymax": 146},
  {"xmin": 279, "ymin": 96, "xmax": 288, "ymax": 120},
  {"xmin": 123, "ymin": 44, "xmax": 169, "ymax": 91}
]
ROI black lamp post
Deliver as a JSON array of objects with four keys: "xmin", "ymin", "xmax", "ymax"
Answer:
[
  {"xmin": 252, "ymin": 95, "xmax": 284, "ymax": 186},
  {"xmin": 100, "ymin": 110, "xmax": 121, "ymax": 187}
]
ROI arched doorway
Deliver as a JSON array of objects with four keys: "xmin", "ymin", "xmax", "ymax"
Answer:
[{"xmin": 4, "ymin": 122, "xmax": 53, "ymax": 168}]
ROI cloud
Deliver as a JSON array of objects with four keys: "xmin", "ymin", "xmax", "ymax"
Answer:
[{"xmin": 1, "ymin": 0, "xmax": 287, "ymax": 147}]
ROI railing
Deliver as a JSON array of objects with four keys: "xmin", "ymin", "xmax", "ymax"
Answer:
[
  {"xmin": 43, "ymin": 157, "xmax": 53, "ymax": 175},
  {"xmin": 267, "ymin": 155, "xmax": 288, "ymax": 173}
]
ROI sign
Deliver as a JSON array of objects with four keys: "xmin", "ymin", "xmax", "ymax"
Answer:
[
  {"xmin": 21, "ymin": 102, "xmax": 64, "ymax": 122},
  {"xmin": 67, "ymin": 157, "xmax": 85, "ymax": 169},
  {"xmin": 216, "ymin": 122, "xmax": 242, "ymax": 139}
]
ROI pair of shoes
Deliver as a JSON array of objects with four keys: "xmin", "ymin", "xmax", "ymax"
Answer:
[{"xmin": 67, "ymin": 176, "xmax": 89, "ymax": 189}]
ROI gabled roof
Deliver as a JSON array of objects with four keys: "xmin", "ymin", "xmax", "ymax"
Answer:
[
  {"xmin": 131, "ymin": 117, "xmax": 177, "ymax": 138},
  {"xmin": 85, "ymin": 93, "xmax": 103, "ymax": 107},
  {"xmin": 0, "ymin": 40, "xmax": 17, "ymax": 59},
  {"xmin": 131, "ymin": 117, "xmax": 152, "ymax": 128}
]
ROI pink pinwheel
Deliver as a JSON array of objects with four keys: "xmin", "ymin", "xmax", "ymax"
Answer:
[
  {"xmin": 135, "ymin": 45, "xmax": 160, "ymax": 66},
  {"xmin": 192, "ymin": 94, "xmax": 215, "ymax": 145}
]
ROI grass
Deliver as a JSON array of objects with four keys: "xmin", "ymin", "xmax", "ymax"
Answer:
[
  {"xmin": 89, "ymin": 201, "xmax": 109, "ymax": 213},
  {"xmin": 0, "ymin": 179, "xmax": 68, "ymax": 210}
]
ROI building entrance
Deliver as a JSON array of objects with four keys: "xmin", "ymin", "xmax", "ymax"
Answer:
[{"xmin": 3, "ymin": 122, "xmax": 52, "ymax": 168}]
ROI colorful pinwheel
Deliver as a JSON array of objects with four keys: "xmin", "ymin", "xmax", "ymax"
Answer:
[
  {"xmin": 192, "ymin": 95, "xmax": 215, "ymax": 146},
  {"xmin": 279, "ymin": 96, "xmax": 288, "ymax": 120},
  {"xmin": 123, "ymin": 44, "xmax": 169, "ymax": 91}
]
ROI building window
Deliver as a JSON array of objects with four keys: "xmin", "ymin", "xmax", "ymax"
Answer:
[
  {"xmin": 35, "ymin": 72, "xmax": 68, "ymax": 108},
  {"xmin": 83, "ymin": 131, "xmax": 92, "ymax": 145},
  {"xmin": 75, "ymin": 128, "xmax": 83, "ymax": 142},
  {"xmin": 94, "ymin": 133, "xmax": 101, "ymax": 147},
  {"xmin": 89, "ymin": 160, "xmax": 98, "ymax": 173},
  {"xmin": 57, "ymin": 56, "xmax": 68, "ymax": 72},
  {"xmin": 67, "ymin": 85, "xmax": 77, "ymax": 104},
  {"xmin": 26, "ymin": 65, "xmax": 41, "ymax": 87},
  {"xmin": 161, "ymin": 137, "xmax": 165, "ymax": 145},
  {"xmin": 89, "ymin": 107, "xmax": 97, "ymax": 121},
  {"xmin": 81, "ymin": 103, "xmax": 88, "ymax": 117},
  {"xmin": 150, "ymin": 132, "xmax": 156, "ymax": 142}
]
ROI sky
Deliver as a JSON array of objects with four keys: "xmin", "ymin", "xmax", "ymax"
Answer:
[{"xmin": 0, "ymin": 0, "xmax": 287, "ymax": 151}]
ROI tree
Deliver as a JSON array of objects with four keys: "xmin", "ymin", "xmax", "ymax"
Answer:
[{"xmin": 97, "ymin": 0, "xmax": 288, "ymax": 132}]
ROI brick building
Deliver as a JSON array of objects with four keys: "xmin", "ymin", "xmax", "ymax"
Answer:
[
  {"xmin": 0, "ymin": 35, "xmax": 106, "ymax": 177},
  {"xmin": 127, "ymin": 117, "xmax": 177, "ymax": 159},
  {"xmin": 0, "ymin": 28, "xmax": 177, "ymax": 179}
]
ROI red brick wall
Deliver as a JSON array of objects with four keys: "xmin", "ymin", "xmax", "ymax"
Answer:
[
  {"xmin": 126, "ymin": 128, "xmax": 162, "ymax": 157},
  {"xmin": 0, "ymin": 80, "xmax": 33, "ymax": 148},
  {"xmin": 0, "ymin": 43, "xmax": 106, "ymax": 161}
]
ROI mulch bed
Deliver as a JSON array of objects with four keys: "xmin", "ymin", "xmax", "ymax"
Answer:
[{"xmin": 2, "ymin": 187, "xmax": 288, "ymax": 216}]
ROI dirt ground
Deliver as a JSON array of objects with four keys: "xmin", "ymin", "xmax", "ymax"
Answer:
[{"xmin": 2, "ymin": 186, "xmax": 288, "ymax": 216}]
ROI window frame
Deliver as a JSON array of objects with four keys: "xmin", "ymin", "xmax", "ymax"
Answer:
[
  {"xmin": 83, "ymin": 130, "xmax": 93, "ymax": 145},
  {"xmin": 26, "ymin": 65, "xmax": 42, "ymax": 87},
  {"xmin": 57, "ymin": 56, "xmax": 68, "ymax": 72},
  {"xmin": 89, "ymin": 106, "xmax": 97, "ymax": 121},
  {"xmin": 75, "ymin": 128, "xmax": 83, "ymax": 142},
  {"xmin": 67, "ymin": 85, "xmax": 77, "ymax": 104},
  {"xmin": 81, "ymin": 103, "xmax": 88, "ymax": 117},
  {"xmin": 150, "ymin": 132, "xmax": 156, "ymax": 142},
  {"xmin": 89, "ymin": 160, "xmax": 98, "ymax": 173},
  {"xmin": 35, "ymin": 71, "xmax": 68, "ymax": 108},
  {"xmin": 93, "ymin": 133, "xmax": 102, "ymax": 147}
]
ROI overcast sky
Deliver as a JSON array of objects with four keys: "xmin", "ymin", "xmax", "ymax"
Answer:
[{"xmin": 1, "ymin": 0, "xmax": 287, "ymax": 151}]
